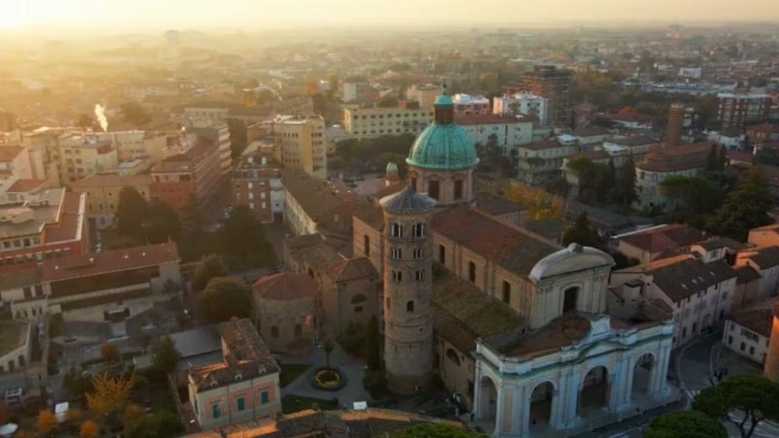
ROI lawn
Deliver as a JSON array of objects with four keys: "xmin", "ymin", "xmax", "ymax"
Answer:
[
  {"xmin": 280, "ymin": 363, "xmax": 311, "ymax": 387},
  {"xmin": 281, "ymin": 395, "xmax": 338, "ymax": 414}
]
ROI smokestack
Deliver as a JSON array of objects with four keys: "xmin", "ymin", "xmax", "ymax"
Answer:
[
  {"xmin": 94, "ymin": 104, "xmax": 109, "ymax": 132},
  {"xmin": 665, "ymin": 103, "xmax": 684, "ymax": 147}
]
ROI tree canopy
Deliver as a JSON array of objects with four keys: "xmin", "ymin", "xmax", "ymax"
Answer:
[
  {"xmin": 124, "ymin": 410, "xmax": 182, "ymax": 438},
  {"xmin": 192, "ymin": 254, "xmax": 227, "ymax": 291},
  {"xmin": 646, "ymin": 410, "xmax": 727, "ymax": 438},
  {"xmin": 198, "ymin": 277, "xmax": 253, "ymax": 323},
  {"xmin": 152, "ymin": 336, "xmax": 180, "ymax": 375},
  {"xmin": 222, "ymin": 206, "xmax": 275, "ymax": 269},
  {"xmin": 706, "ymin": 170, "xmax": 774, "ymax": 241},
  {"xmin": 116, "ymin": 187, "xmax": 147, "ymax": 238},
  {"xmin": 693, "ymin": 375, "xmax": 779, "ymax": 438},
  {"xmin": 562, "ymin": 213, "xmax": 602, "ymax": 248}
]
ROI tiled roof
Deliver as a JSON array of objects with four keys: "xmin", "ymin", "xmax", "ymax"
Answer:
[
  {"xmin": 617, "ymin": 224, "xmax": 706, "ymax": 255},
  {"xmin": 636, "ymin": 143, "xmax": 711, "ymax": 173},
  {"xmin": 730, "ymin": 308, "xmax": 773, "ymax": 338},
  {"xmin": 573, "ymin": 126, "xmax": 609, "ymax": 137},
  {"xmin": 0, "ymin": 146, "xmax": 23, "ymax": 163},
  {"xmin": 648, "ymin": 256, "xmax": 736, "ymax": 303},
  {"xmin": 6, "ymin": 179, "xmax": 47, "ymax": 193},
  {"xmin": 745, "ymin": 246, "xmax": 779, "ymax": 269},
  {"xmin": 519, "ymin": 138, "xmax": 565, "ymax": 151},
  {"xmin": 735, "ymin": 265, "xmax": 761, "ymax": 284},
  {"xmin": 327, "ymin": 257, "xmax": 376, "ymax": 283},
  {"xmin": 432, "ymin": 206, "xmax": 559, "ymax": 277},
  {"xmin": 253, "ymin": 272, "xmax": 318, "ymax": 301},
  {"xmin": 41, "ymin": 242, "xmax": 178, "ymax": 283},
  {"xmin": 498, "ymin": 314, "xmax": 591, "ymax": 359},
  {"xmin": 42, "ymin": 192, "xmax": 85, "ymax": 244},
  {"xmin": 71, "ymin": 173, "xmax": 152, "ymax": 189},
  {"xmin": 474, "ymin": 193, "xmax": 524, "ymax": 216}
]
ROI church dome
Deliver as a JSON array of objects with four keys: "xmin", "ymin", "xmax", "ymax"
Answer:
[{"xmin": 406, "ymin": 91, "xmax": 479, "ymax": 171}]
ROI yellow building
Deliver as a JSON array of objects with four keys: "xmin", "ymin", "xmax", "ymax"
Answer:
[
  {"xmin": 57, "ymin": 134, "xmax": 119, "ymax": 184},
  {"xmin": 343, "ymin": 106, "xmax": 433, "ymax": 140},
  {"xmin": 270, "ymin": 115, "xmax": 327, "ymax": 180},
  {"xmin": 71, "ymin": 173, "xmax": 152, "ymax": 229}
]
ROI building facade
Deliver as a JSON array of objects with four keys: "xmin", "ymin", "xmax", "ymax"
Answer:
[
  {"xmin": 72, "ymin": 174, "xmax": 152, "ymax": 229},
  {"xmin": 270, "ymin": 115, "xmax": 327, "ymax": 180},
  {"xmin": 452, "ymin": 94, "xmax": 491, "ymax": 116},
  {"xmin": 343, "ymin": 106, "xmax": 434, "ymax": 140},
  {"xmin": 718, "ymin": 92, "xmax": 771, "ymax": 130},
  {"xmin": 493, "ymin": 93, "xmax": 549, "ymax": 126},
  {"xmin": 509, "ymin": 65, "xmax": 573, "ymax": 128},
  {"xmin": 232, "ymin": 154, "xmax": 282, "ymax": 223}
]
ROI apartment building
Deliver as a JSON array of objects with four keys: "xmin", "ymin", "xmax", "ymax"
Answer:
[
  {"xmin": 91, "ymin": 130, "xmax": 169, "ymax": 163},
  {"xmin": 718, "ymin": 92, "xmax": 772, "ymax": 129},
  {"xmin": 508, "ymin": 65, "xmax": 574, "ymax": 128},
  {"xmin": 0, "ymin": 146, "xmax": 35, "ymax": 187},
  {"xmin": 270, "ymin": 115, "xmax": 327, "ymax": 180},
  {"xmin": 72, "ymin": 174, "xmax": 152, "ymax": 229},
  {"xmin": 455, "ymin": 114, "xmax": 534, "ymax": 155},
  {"xmin": 723, "ymin": 307, "xmax": 772, "ymax": 365},
  {"xmin": 493, "ymin": 92, "xmax": 550, "ymax": 126},
  {"xmin": 452, "ymin": 94, "xmax": 490, "ymax": 116},
  {"xmin": 342, "ymin": 106, "xmax": 433, "ymax": 140},
  {"xmin": 190, "ymin": 125, "xmax": 233, "ymax": 181},
  {"xmin": 57, "ymin": 134, "xmax": 119, "ymax": 184},
  {"xmin": 232, "ymin": 154, "xmax": 283, "ymax": 223},
  {"xmin": 151, "ymin": 135, "xmax": 223, "ymax": 212}
]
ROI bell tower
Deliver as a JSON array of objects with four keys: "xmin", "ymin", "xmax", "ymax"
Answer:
[{"xmin": 379, "ymin": 184, "xmax": 436, "ymax": 394}]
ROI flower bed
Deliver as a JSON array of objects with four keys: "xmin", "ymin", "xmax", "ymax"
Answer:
[{"xmin": 311, "ymin": 367, "xmax": 346, "ymax": 391}]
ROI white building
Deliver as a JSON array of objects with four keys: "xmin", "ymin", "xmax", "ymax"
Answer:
[
  {"xmin": 473, "ymin": 244, "xmax": 676, "ymax": 437},
  {"xmin": 452, "ymin": 94, "xmax": 491, "ymax": 116},
  {"xmin": 493, "ymin": 93, "xmax": 550, "ymax": 126},
  {"xmin": 455, "ymin": 115, "xmax": 534, "ymax": 155},
  {"xmin": 723, "ymin": 306, "xmax": 773, "ymax": 365}
]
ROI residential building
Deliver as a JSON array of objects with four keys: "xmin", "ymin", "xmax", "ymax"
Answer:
[
  {"xmin": 0, "ymin": 146, "xmax": 35, "ymax": 186},
  {"xmin": 151, "ymin": 134, "xmax": 223, "ymax": 212},
  {"xmin": 0, "ymin": 188, "xmax": 88, "ymax": 266},
  {"xmin": 184, "ymin": 107, "xmax": 229, "ymax": 126},
  {"xmin": 452, "ymin": 94, "xmax": 490, "ymax": 116},
  {"xmin": 190, "ymin": 125, "xmax": 233, "ymax": 181},
  {"xmin": 602, "ymin": 136, "xmax": 658, "ymax": 163},
  {"xmin": 0, "ymin": 320, "xmax": 32, "ymax": 374},
  {"xmin": 515, "ymin": 138, "xmax": 579, "ymax": 187},
  {"xmin": 342, "ymin": 106, "xmax": 433, "ymax": 140},
  {"xmin": 92, "ymin": 130, "xmax": 169, "ymax": 163},
  {"xmin": 455, "ymin": 114, "xmax": 534, "ymax": 156},
  {"xmin": 270, "ymin": 115, "xmax": 327, "ymax": 180},
  {"xmin": 610, "ymin": 224, "xmax": 707, "ymax": 265},
  {"xmin": 718, "ymin": 92, "xmax": 771, "ymax": 129},
  {"xmin": 493, "ymin": 92, "xmax": 550, "ymax": 126},
  {"xmin": 508, "ymin": 65, "xmax": 573, "ymax": 128},
  {"xmin": 0, "ymin": 242, "xmax": 181, "ymax": 323},
  {"xmin": 232, "ymin": 154, "xmax": 282, "ymax": 223},
  {"xmin": 746, "ymin": 123, "xmax": 779, "ymax": 146},
  {"xmin": 406, "ymin": 84, "xmax": 441, "ymax": 109},
  {"xmin": 72, "ymin": 174, "xmax": 152, "ymax": 229},
  {"xmin": 723, "ymin": 306, "xmax": 773, "ymax": 365},
  {"xmin": 252, "ymin": 273, "xmax": 316, "ymax": 354},
  {"xmin": 735, "ymin": 246, "xmax": 779, "ymax": 300},
  {"xmin": 635, "ymin": 143, "xmax": 711, "ymax": 209},
  {"xmin": 187, "ymin": 319, "xmax": 281, "ymax": 430},
  {"xmin": 56, "ymin": 134, "xmax": 119, "ymax": 184}
]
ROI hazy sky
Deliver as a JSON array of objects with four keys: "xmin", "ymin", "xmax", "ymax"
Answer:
[{"xmin": 2, "ymin": 0, "xmax": 779, "ymax": 30}]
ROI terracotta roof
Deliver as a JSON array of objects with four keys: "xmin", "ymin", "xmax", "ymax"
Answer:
[
  {"xmin": 71, "ymin": 173, "xmax": 152, "ymax": 189},
  {"xmin": 454, "ymin": 114, "xmax": 527, "ymax": 125},
  {"xmin": 617, "ymin": 224, "xmax": 706, "ymax": 256},
  {"xmin": 499, "ymin": 314, "xmax": 591, "ymax": 359},
  {"xmin": 6, "ymin": 179, "xmax": 46, "ymax": 193},
  {"xmin": 41, "ymin": 242, "xmax": 179, "ymax": 283},
  {"xmin": 636, "ymin": 143, "xmax": 711, "ymax": 173},
  {"xmin": 432, "ymin": 206, "xmax": 559, "ymax": 278},
  {"xmin": 327, "ymin": 257, "xmax": 376, "ymax": 283},
  {"xmin": 647, "ymin": 255, "xmax": 736, "ymax": 303},
  {"xmin": 474, "ymin": 192, "xmax": 524, "ymax": 216},
  {"xmin": 252, "ymin": 272, "xmax": 317, "ymax": 301},
  {"xmin": 189, "ymin": 318, "xmax": 279, "ymax": 393},
  {"xmin": 0, "ymin": 146, "xmax": 23, "ymax": 163},
  {"xmin": 42, "ymin": 192, "xmax": 85, "ymax": 244},
  {"xmin": 730, "ymin": 308, "xmax": 773, "ymax": 338}
]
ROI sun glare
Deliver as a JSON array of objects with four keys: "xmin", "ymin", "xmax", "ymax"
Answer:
[{"xmin": 0, "ymin": 3, "xmax": 26, "ymax": 29}]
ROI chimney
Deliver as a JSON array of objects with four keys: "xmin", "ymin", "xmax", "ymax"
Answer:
[{"xmin": 665, "ymin": 103, "xmax": 684, "ymax": 147}]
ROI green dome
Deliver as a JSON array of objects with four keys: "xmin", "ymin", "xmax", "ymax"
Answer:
[{"xmin": 406, "ymin": 123, "xmax": 479, "ymax": 171}]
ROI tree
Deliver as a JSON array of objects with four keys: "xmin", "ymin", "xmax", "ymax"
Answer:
[
  {"xmin": 123, "ymin": 403, "xmax": 145, "ymax": 431},
  {"xmin": 227, "ymin": 118, "xmax": 248, "ymax": 159},
  {"xmin": 365, "ymin": 316, "xmax": 381, "ymax": 371},
  {"xmin": 198, "ymin": 277, "xmax": 253, "ymax": 322},
  {"xmin": 76, "ymin": 113, "xmax": 94, "ymax": 130},
  {"xmin": 706, "ymin": 144, "xmax": 727, "ymax": 172},
  {"xmin": 124, "ymin": 411, "xmax": 182, "ymax": 438},
  {"xmin": 144, "ymin": 199, "xmax": 181, "ymax": 243},
  {"xmin": 192, "ymin": 254, "xmax": 227, "ymax": 291},
  {"xmin": 64, "ymin": 367, "xmax": 93, "ymax": 400},
  {"xmin": 323, "ymin": 339, "xmax": 335, "ymax": 369},
  {"xmin": 755, "ymin": 148, "xmax": 779, "ymax": 166},
  {"xmin": 391, "ymin": 423, "xmax": 486, "ymax": 438},
  {"xmin": 659, "ymin": 176, "xmax": 723, "ymax": 223},
  {"xmin": 645, "ymin": 410, "xmax": 727, "ymax": 438},
  {"xmin": 36, "ymin": 409, "xmax": 57, "ymax": 436},
  {"xmin": 152, "ymin": 336, "xmax": 180, "ymax": 375},
  {"xmin": 693, "ymin": 375, "xmax": 779, "ymax": 438},
  {"xmin": 706, "ymin": 170, "xmax": 774, "ymax": 240},
  {"xmin": 562, "ymin": 213, "xmax": 602, "ymax": 248},
  {"xmin": 80, "ymin": 420, "xmax": 99, "ymax": 438},
  {"xmin": 614, "ymin": 156, "xmax": 637, "ymax": 206},
  {"xmin": 222, "ymin": 206, "xmax": 275, "ymax": 268},
  {"xmin": 86, "ymin": 372, "xmax": 135, "ymax": 420},
  {"xmin": 101, "ymin": 343, "xmax": 120, "ymax": 363},
  {"xmin": 120, "ymin": 101, "xmax": 151, "ymax": 126},
  {"xmin": 116, "ymin": 187, "xmax": 148, "ymax": 239}
]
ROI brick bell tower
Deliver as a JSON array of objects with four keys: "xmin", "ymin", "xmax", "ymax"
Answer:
[{"xmin": 379, "ymin": 184, "xmax": 436, "ymax": 395}]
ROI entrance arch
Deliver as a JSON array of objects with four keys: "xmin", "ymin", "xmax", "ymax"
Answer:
[
  {"xmin": 477, "ymin": 376, "xmax": 498, "ymax": 432},
  {"xmin": 578, "ymin": 366, "xmax": 609, "ymax": 416},
  {"xmin": 529, "ymin": 381, "xmax": 555, "ymax": 431},
  {"xmin": 631, "ymin": 353, "xmax": 655, "ymax": 400}
]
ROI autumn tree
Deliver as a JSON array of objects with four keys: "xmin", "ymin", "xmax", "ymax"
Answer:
[
  {"xmin": 36, "ymin": 409, "xmax": 57, "ymax": 437},
  {"xmin": 706, "ymin": 170, "xmax": 774, "ymax": 240},
  {"xmin": 86, "ymin": 372, "xmax": 135, "ymax": 423},
  {"xmin": 693, "ymin": 375, "xmax": 779, "ymax": 438},
  {"xmin": 100, "ymin": 343, "xmax": 120, "ymax": 363},
  {"xmin": 192, "ymin": 254, "xmax": 227, "ymax": 291},
  {"xmin": 80, "ymin": 420, "xmax": 99, "ymax": 438},
  {"xmin": 198, "ymin": 277, "xmax": 253, "ymax": 322}
]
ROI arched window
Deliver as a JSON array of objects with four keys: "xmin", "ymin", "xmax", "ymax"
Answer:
[
  {"xmin": 468, "ymin": 261, "xmax": 476, "ymax": 283},
  {"xmin": 391, "ymin": 223, "xmax": 403, "ymax": 238},
  {"xmin": 502, "ymin": 281, "xmax": 511, "ymax": 304},
  {"xmin": 428, "ymin": 180, "xmax": 440, "ymax": 200},
  {"xmin": 363, "ymin": 235, "xmax": 370, "ymax": 256},
  {"xmin": 446, "ymin": 348, "xmax": 462, "ymax": 366},
  {"xmin": 413, "ymin": 223, "xmax": 425, "ymax": 238},
  {"xmin": 406, "ymin": 300, "xmax": 415, "ymax": 313}
]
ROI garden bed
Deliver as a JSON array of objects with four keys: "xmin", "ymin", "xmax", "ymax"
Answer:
[{"xmin": 311, "ymin": 367, "xmax": 346, "ymax": 391}]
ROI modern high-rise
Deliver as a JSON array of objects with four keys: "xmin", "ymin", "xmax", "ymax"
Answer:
[
  {"xmin": 509, "ymin": 65, "xmax": 573, "ymax": 128},
  {"xmin": 380, "ymin": 184, "xmax": 436, "ymax": 395},
  {"xmin": 270, "ymin": 115, "xmax": 327, "ymax": 180}
]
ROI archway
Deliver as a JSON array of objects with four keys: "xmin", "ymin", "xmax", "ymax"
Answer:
[
  {"xmin": 631, "ymin": 353, "xmax": 655, "ymax": 400},
  {"xmin": 578, "ymin": 366, "xmax": 609, "ymax": 416},
  {"xmin": 477, "ymin": 376, "xmax": 498, "ymax": 432},
  {"xmin": 529, "ymin": 381, "xmax": 555, "ymax": 431}
]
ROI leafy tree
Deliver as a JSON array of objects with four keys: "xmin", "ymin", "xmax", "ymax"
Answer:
[
  {"xmin": 391, "ymin": 423, "xmax": 486, "ymax": 438},
  {"xmin": 323, "ymin": 339, "xmax": 335, "ymax": 369},
  {"xmin": 566, "ymin": 158, "xmax": 613, "ymax": 204},
  {"xmin": 120, "ymin": 101, "xmax": 151, "ymax": 126},
  {"xmin": 222, "ymin": 206, "xmax": 275, "ymax": 268},
  {"xmin": 64, "ymin": 367, "xmax": 94, "ymax": 400},
  {"xmin": 365, "ymin": 316, "xmax": 381, "ymax": 371},
  {"xmin": 198, "ymin": 277, "xmax": 253, "ymax": 322},
  {"xmin": 706, "ymin": 170, "xmax": 774, "ymax": 240},
  {"xmin": 144, "ymin": 200, "xmax": 181, "ymax": 243},
  {"xmin": 86, "ymin": 372, "xmax": 135, "ymax": 421},
  {"xmin": 659, "ymin": 176, "xmax": 723, "ymax": 222},
  {"xmin": 101, "ymin": 343, "xmax": 120, "ymax": 363},
  {"xmin": 646, "ymin": 410, "xmax": 727, "ymax": 438},
  {"xmin": 116, "ymin": 187, "xmax": 148, "ymax": 239},
  {"xmin": 613, "ymin": 156, "xmax": 637, "ymax": 206},
  {"xmin": 80, "ymin": 420, "xmax": 99, "ymax": 438},
  {"xmin": 227, "ymin": 118, "xmax": 248, "ymax": 159},
  {"xmin": 37, "ymin": 409, "xmax": 57, "ymax": 436},
  {"xmin": 152, "ymin": 336, "xmax": 180, "ymax": 374},
  {"xmin": 562, "ymin": 213, "xmax": 602, "ymax": 248},
  {"xmin": 123, "ymin": 403, "xmax": 145, "ymax": 431},
  {"xmin": 693, "ymin": 375, "xmax": 779, "ymax": 438},
  {"xmin": 192, "ymin": 254, "xmax": 227, "ymax": 291},
  {"xmin": 124, "ymin": 410, "xmax": 182, "ymax": 438},
  {"xmin": 706, "ymin": 144, "xmax": 728, "ymax": 172}
]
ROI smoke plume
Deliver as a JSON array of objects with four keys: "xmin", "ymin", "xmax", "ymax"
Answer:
[{"xmin": 94, "ymin": 104, "xmax": 108, "ymax": 132}]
